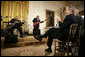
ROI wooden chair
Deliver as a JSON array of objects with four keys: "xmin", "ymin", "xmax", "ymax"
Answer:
[
  {"xmin": 54, "ymin": 24, "xmax": 78, "ymax": 56},
  {"xmin": 71, "ymin": 25, "xmax": 84, "ymax": 56},
  {"xmin": 67, "ymin": 24, "xmax": 78, "ymax": 56}
]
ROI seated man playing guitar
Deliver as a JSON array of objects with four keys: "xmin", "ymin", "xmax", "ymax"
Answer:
[{"xmin": 7, "ymin": 16, "xmax": 24, "ymax": 38}]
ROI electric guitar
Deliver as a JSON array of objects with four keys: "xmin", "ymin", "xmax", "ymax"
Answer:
[{"xmin": 33, "ymin": 19, "xmax": 49, "ymax": 27}]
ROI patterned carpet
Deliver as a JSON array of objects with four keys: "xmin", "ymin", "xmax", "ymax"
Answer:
[
  {"xmin": 1, "ymin": 44, "xmax": 55, "ymax": 56},
  {"xmin": 1, "ymin": 36, "xmax": 58, "ymax": 56}
]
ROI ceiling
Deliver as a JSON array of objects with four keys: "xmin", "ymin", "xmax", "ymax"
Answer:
[
  {"xmin": 67, "ymin": 1, "xmax": 84, "ymax": 7},
  {"xmin": 66, "ymin": 1, "xmax": 84, "ymax": 11}
]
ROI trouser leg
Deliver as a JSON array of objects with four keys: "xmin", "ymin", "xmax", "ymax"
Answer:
[
  {"xmin": 41, "ymin": 28, "xmax": 54, "ymax": 38},
  {"xmin": 47, "ymin": 36, "xmax": 54, "ymax": 50}
]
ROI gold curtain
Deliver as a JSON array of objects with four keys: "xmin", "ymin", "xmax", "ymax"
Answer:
[{"xmin": 1, "ymin": 1, "xmax": 29, "ymax": 32}]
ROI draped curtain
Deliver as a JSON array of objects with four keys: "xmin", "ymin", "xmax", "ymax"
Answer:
[{"xmin": 1, "ymin": 1, "xmax": 29, "ymax": 32}]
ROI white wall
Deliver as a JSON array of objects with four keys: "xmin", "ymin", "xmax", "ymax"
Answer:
[
  {"xmin": 28, "ymin": 1, "xmax": 67, "ymax": 34},
  {"xmin": 28, "ymin": 1, "xmax": 45, "ymax": 34}
]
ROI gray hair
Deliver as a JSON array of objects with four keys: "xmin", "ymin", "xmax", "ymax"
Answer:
[{"xmin": 68, "ymin": 5, "xmax": 76, "ymax": 13}]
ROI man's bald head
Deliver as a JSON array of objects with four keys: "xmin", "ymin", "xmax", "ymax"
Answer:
[{"xmin": 15, "ymin": 16, "xmax": 19, "ymax": 20}]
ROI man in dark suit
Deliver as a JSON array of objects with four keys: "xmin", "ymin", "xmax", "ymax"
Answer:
[
  {"xmin": 74, "ymin": 9, "xmax": 84, "ymax": 56},
  {"xmin": 74, "ymin": 9, "xmax": 84, "ymax": 40},
  {"xmin": 74, "ymin": 9, "xmax": 84, "ymax": 27},
  {"xmin": 39, "ymin": 6, "xmax": 78, "ymax": 53}
]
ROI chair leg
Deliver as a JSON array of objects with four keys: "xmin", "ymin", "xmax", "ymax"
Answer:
[
  {"xmin": 67, "ymin": 41, "xmax": 69, "ymax": 56},
  {"xmin": 54, "ymin": 41, "xmax": 56, "ymax": 56}
]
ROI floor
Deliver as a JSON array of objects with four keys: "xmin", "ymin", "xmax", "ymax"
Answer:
[
  {"xmin": 1, "ymin": 44, "xmax": 55, "ymax": 56},
  {"xmin": 1, "ymin": 36, "xmax": 59, "ymax": 56}
]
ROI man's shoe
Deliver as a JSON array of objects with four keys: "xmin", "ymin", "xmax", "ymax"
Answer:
[
  {"xmin": 20, "ymin": 35, "xmax": 24, "ymax": 38},
  {"xmin": 44, "ymin": 35, "xmax": 47, "ymax": 38},
  {"xmin": 45, "ymin": 48, "xmax": 52, "ymax": 53}
]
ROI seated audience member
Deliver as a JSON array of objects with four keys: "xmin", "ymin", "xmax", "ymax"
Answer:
[
  {"xmin": 39, "ymin": 6, "xmax": 78, "ymax": 53},
  {"xmin": 74, "ymin": 9, "xmax": 84, "ymax": 56}
]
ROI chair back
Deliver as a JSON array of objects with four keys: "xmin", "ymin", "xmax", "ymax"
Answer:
[
  {"xmin": 68, "ymin": 24, "xmax": 78, "ymax": 41},
  {"xmin": 67, "ymin": 24, "xmax": 78, "ymax": 56}
]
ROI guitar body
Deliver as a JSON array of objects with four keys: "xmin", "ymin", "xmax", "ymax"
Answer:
[
  {"xmin": 33, "ymin": 21, "xmax": 40, "ymax": 27},
  {"xmin": 33, "ymin": 18, "xmax": 49, "ymax": 27}
]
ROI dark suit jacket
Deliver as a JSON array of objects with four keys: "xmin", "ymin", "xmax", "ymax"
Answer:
[
  {"xmin": 9, "ymin": 19, "xmax": 21, "ymax": 23},
  {"xmin": 75, "ymin": 15, "xmax": 84, "ymax": 42},
  {"xmin": 76, "ymin": 15, "xmax": 84, "ymax": 26},
  {"xmin": 59, "ymin": 14, "xmax": 78, "ymax": 37},
  {"xmin": 47, "ymin": 14, "xmax": 78, "ymax": 41},
  {"xmin": 75, "ymin": 16, "xmax": 84, "ymax": 56},
  {"xmin": 9, "ymin": 19, "xmax": 22, "ymax": 27}
]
